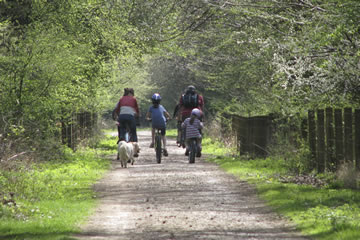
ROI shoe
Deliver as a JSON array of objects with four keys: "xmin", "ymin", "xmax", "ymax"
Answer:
[
  {"xmin": 185, "ymin": 149, "xmax": 189, "ymax": 156},
  {"xmin": 134, "ymin": 153, "xmax": 139, "ymax": 157},
  {"xmin": 149, "ymin": 143, "xmax": 154, "ymax": 148},
  {"xmin": 196, "ymin": 151, "xmax": 201, "ymax": 158},
  {"xmin": 163, "ymin": 149, "xmax": 168, "ymax": 157}
]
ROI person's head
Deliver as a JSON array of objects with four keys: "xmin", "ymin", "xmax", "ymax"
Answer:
[
  {"xmin": 190, "ymin": 108, "xmax": 201, "ymax": 124},
  {"xmin": 124, "ymin": 88, "xmax": 135, "ymax": 96},
  {"xmin": 151, "ymin": 93, "xmax": 161, "ymax": 107},
  {"xmin": 191, "ymin": 108, "xmax": 202, "ymax": 119},
  {"xmin": 185, "ymin": 85, "xmax": 196, "ymax": 94}
]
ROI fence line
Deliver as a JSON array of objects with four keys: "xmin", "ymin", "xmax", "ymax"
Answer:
[
  {"xmin": 61, "ymin": 112, "xmax": 97, "ymax": 150},
  {"xmin": 232, "ymin": 115, "xmax": 272, "ymax": 157},
  {"xmin": 308, "ymin": 108, "xmax": 360, "ymax": 172}
]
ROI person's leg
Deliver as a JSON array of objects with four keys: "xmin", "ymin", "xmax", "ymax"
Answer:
[
  {"xmin": 116, "ymin": 122, "xmax": 121, "ymax": 143},
  {"xmin": 161, "ymin": 128, "xmax": 168, "ymax": 156},
  {"xmin": 176, "ymin": 121, "xmax": 181, "ymax": 144},
  {"xmin": 196, "ymin": 137, "xmax": 202, "ymax": 157},
  {"xmin": 161, "ymin": 129, "xmax": 166, "ymax": 148},
  {"xmin": 117, "ymin": 116, "xmax": 126, "ymax": 141},
  {"xmin": 185, "ymin": 138, "xmax": 190, "ymax": 156},
  {"xmin": 149, "ymin": 128, "xmax": 155, "ymax": 148},
  {"xmin": 181, "ymin": 114, "xmax": 189, "ymax": 148},
  {"xmin": 128, "ymin": 115, "xmax": 138, "ymax": 142}
]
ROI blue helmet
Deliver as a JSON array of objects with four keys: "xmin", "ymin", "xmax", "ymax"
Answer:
[{"xmin": 151, "ymin": 93, "xmax": 161, "ymax": 104}]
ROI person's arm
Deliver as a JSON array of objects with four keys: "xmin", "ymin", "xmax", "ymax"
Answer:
[
  {"xmin": 181, "ymin": 119, "xmax": 187, "ymax": 129},
  {"xmin": 145, "ymin": 111, "xmax": 151, "ymax": 121},
  {"xmin": 134, "ymin": 98, "xmax": 140, "ymax": 117},
  {"xmin": 164, "ymin": 111, "xmax": 171, "ymax": 120},
  {"xmin": 198, "ymin": 95, "xmax": 204, "ymax": 111},
  {"xmin": 199, "ymin": 121, "xmax": 204, "ymax": 130},
  {"xmin": 112, "ymin": 102, "xmax": 120, "ymax": 120},
  {"xmin": 173, "ymin": 104, "xmax": 179, "ymax": 118}
]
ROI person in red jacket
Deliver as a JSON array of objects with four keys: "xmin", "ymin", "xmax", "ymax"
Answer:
[
  {"xmin": 176, "ymin": 85, "xmax": 204, "ymax": 147},
  {"xmin": 113, "ymin": 88, "xmax": 140, "ymax": 143}
]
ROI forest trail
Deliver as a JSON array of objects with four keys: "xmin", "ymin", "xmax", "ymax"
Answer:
[{"xmin": 74, "ymin": 130, "xmax": 308, "ymax": 240}]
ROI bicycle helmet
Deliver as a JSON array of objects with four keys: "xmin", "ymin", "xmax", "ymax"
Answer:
[
  {"xmin": 151, "ymin": 93, "xmax": 161, "ymax": 104},
  {"xmin": 191, "ymin": 108, "xmax": 202, "ymax": 118}
]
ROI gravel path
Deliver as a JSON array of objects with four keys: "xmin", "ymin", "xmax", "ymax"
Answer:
[{"xmin": 74, "ymin": 130, "xmax": 309, "ymax": 240}]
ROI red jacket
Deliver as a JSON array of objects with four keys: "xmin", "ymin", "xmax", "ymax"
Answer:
[{"xmin": 114, "ymin": 96, "xmax": 139, "ymax": 116}]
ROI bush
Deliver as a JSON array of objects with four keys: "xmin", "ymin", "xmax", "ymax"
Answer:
[{"xmin": 336, "ymin": 162, "xmax": 359, "ymax": 190}]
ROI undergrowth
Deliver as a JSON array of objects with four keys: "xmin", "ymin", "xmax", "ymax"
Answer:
[{"xmin": 0, "ymin": 133, "xmax": 114, "ymax": 240}]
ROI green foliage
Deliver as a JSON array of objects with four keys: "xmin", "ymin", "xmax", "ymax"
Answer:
[
  {"xmin": 0, "ymin": 142, "xmax": 111, "ymax": 239},
  {"xmin": 208, "ymin": 154, "xmax": 360, "ymax": 240},
  {"xmin": 206, "ymin": 136, "xmax": 360, "ymax": 239},
  {"xmin": 202, "ymin": 136, "xmax": 234, "ymax": 156}
]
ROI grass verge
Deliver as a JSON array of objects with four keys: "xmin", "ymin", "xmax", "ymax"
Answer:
[
  {"xmin": 0, "ymin": 134, "xmax": 116, "ymax": 240},
  {"xmin": 202, "ymin": 138, "xmax": 360, "ymax": 240}
]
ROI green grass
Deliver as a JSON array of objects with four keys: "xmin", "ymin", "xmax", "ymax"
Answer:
[
  {"xmin": 204, "ymin": 142, "xmax": 360, "ymax": 240},
  {"xmin": 166, "ymin": 128, "xmax": 177, "ymax": 138},
  {"xmin": 0, "ymin": 135, "xmax": 113, "ymax": 240}
]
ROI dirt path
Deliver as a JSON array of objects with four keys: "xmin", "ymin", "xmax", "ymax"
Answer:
[{"xmin": 74, "ymin": 131, "xmax": 308, "ymax": 240}]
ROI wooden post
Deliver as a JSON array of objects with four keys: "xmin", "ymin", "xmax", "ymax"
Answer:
[
  {"xmin": 355, "ymin": 109, "xmax": 360, "ymax": 171},
  {"xmin": 308, "ymin": 110, "xmax": 316, "ymax": 170},
  {"xmin": 231, "ymin": 116, "xmax": 238, "ymax": 151},
  {"xmin": 334, "ymin": 109, "xmax": 344, "ymax": 169},
  {"xmin": 344, "ymin": 108, "xmax": 353, "ymax": 163},
  {"xmin": 240, "ymin": 117, "xmax": 250, "ymax": 154},
  {"xmin": 326, "ymin": 108, "xmax": 335, "ymax": 171},
  {"xmin": 317, "ymin": 109, "xmax": 325, "ymax": 173}
]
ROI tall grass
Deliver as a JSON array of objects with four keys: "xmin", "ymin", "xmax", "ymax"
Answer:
[{"xmin": 0, "ymin": 135, "xmax": 114, "ymax": 240}]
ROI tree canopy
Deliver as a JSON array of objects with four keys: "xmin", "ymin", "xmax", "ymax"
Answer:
[{"xmin": 1, "ymin": 0, "xmax": 359, "ymax": 158}]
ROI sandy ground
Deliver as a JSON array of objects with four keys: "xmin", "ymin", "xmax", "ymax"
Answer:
[{"xmin": 74, "ymin": 130, "xmax": 309, "ymax": 240}]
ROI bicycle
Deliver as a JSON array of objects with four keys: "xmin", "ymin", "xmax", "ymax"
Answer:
[
  {"xmin": 147, "ymin": 118, "xmax": 169, "ymax": 164},
  {"xmin": 154, "ymin": 128, "xmax": 163, "ymax": 164},
  {"xmin": 188, "ymin": 138, "xmax": 198, "ymax": 164}
]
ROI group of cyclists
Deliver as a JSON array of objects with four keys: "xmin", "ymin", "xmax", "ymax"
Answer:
[{"xmin": 112, "ymin": 85, "xmax": 204, "ymax": 158}]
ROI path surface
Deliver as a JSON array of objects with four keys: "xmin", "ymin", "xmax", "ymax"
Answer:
[{"xmin": 74, "ymin": 131, "xmax": 308, "ymax": 240}]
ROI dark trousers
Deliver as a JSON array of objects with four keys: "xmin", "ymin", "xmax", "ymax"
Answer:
[{"xmin": 118, "ymin": 114, "xmax": 138, "ymax": 142}]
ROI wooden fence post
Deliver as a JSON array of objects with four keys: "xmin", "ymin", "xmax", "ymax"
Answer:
[
  {"xmin": 239, "ymin": 116, "xmax": 249, "ymax": 155},
  {"xmin": 355, "ymin": 109, "xmax": 360, "ymax": 171},
  {"xmin": 334, "ymin": 109, "xmax": 344, "ymax": 169},
  {"xmin": 344, "ymin": 108, "xmax": 353, "ymax": 163},
  {"xmin": 317, "ymin": 109, "xmax": 325, "ymax": 173},
  {"xmin": 308, "ymin": 110, "xmax": 316, "ymax": 170},
  {"xmin": 326, "ymin": 108, "xmax": 335, "ymax": 171},
  {"xmin": 232, "ymin": 116, "xmax": 239, "ymax": 152}
]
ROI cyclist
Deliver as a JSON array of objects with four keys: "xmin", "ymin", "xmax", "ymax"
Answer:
[
  {"xmin": 176, "ymin": 85, "xmax": 204, "ymax": 147},
  {"xmin": 113, "ymin": 88, "xmax": 140, "ymax": 143},
  {"xmin": 145, "ymin": 93, "xmax": 171, "ymax": 156},
  {"xmin": 182, "ymin": 108, "xmax": 203, "ymax": 157}
]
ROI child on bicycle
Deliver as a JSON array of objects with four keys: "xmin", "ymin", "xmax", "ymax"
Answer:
[
  {"xmin": 146, "ymin": 93, "xmax": 171, "ymax": 156},
  {"xmin": 181, "ymin": 108, "xmax": 203, "ymax": 157}
]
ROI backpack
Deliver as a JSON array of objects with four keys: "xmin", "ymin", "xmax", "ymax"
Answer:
[{"xmin": 182, "ymin": 93, "xmax": 198, "ymax": 108}]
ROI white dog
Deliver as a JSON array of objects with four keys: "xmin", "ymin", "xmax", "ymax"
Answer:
[{"xmin": 117, "ymin": 141, "xmax": 140, "ymax": 168}]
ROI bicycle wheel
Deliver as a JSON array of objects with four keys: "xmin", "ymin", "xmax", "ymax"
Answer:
[
  {"xmin": 189, "ymin": 139, "xmax": 196, "ymax": 164},
  {"xmin": 155, "ymin": 135, "xmax": 162, "ymax": 164}
]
